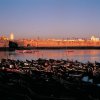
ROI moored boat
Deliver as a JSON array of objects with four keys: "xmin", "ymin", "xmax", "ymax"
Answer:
[{"xmin": 16, "ymin": 50, "xmax": 33, "ymax": 53}]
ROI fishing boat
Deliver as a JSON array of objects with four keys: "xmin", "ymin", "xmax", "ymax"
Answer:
[
  {"xmin": 65, "ymin": 50, "xmax": 74, "ymax": 53},
  {"xmin": 16, "ymin": 50, "xmax": 39, "ymax": 53},
  {"xmin": 16, "ymin": 50, "xmax": 33, "ymax": 53}
]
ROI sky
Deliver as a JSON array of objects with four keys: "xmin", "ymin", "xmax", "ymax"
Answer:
[{"xmin": 0, "ymin": 0, "xmax": 100, "ymax": 39}]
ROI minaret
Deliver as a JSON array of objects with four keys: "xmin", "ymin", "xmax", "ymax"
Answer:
[{"xmin": 10, "ymin": 33, "xmax": 14, "ymax": 40}]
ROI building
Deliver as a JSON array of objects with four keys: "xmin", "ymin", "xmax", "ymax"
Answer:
[
  {"xmin": 10, "ymin": 33, "xmax": 14, "ymax": 40},
  {"xmin": 91, "ymin": 36, "xmax": 99, "ymax": 41}
]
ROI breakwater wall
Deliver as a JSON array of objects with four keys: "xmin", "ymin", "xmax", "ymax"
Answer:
[{"xmin": 1, "ymin": 46, "xmax": 100, "ymax": 51}]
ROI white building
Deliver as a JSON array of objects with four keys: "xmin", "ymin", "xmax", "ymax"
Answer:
[{"xmin": 91, "ymin": 36, "xmax": 99, "ymax": 41}]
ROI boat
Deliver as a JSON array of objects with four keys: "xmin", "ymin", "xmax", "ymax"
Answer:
[
  {"xmin": 65, "ymin": 50, "xmax": 74, "ymax": 53},
  {"xmin": 16, "ymin": 50, "xmax": 39, "ymax": 53},
  {"xmin": 67, "ymin": 50, "xmax": 74, "ymax": 52},
  {"xmin": 16, "ymin": 50, "xmax": 33, "ymax": 53}
]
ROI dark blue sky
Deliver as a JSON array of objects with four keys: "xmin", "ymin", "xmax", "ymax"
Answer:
[{"xmin": 0, "ymin": 0, "xmax": 100, "ymax": 39}]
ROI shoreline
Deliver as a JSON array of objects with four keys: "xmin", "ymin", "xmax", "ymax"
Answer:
[{"xmin": 0, "ymin": 46, "xmax": 100, "ymax": 51}]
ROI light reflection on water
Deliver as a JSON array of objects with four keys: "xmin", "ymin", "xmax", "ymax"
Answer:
[{"xmin": 0, "ymin": 49, "xmax": 100, "ymax": 63}]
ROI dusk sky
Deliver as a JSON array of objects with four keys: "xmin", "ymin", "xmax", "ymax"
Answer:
[{"xmin": 0, "ymin": 0, "xmax": 100, "ymax": 39}]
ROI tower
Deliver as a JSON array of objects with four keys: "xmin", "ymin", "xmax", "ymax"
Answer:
[{"xmin": 10, "ymin": 33, "xmax": 14, "ymax": 40}]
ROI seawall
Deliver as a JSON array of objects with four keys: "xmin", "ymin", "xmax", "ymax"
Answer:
[{"xmin": 1, "ymin": 46, "xmax": 100, "ymax": 51}]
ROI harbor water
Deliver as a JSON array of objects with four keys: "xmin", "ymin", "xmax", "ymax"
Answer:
[{"xmin": 0, "ymin": 49, "xmax": 100, "ymax": 63}]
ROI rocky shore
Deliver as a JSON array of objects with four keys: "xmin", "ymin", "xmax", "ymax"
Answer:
[{"xmin": 0, "ymin": 58, "xmax": 100, "ymax": 100}]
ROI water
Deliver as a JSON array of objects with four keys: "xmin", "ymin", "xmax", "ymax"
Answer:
[{"xmin": 0, "ymin": 49, "xmax": 100, "ymax": 63}]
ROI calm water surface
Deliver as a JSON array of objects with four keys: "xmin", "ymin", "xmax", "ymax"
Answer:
[{"xmin": 0, "ymin": 49, "xmax": 100, "ymax": 63}]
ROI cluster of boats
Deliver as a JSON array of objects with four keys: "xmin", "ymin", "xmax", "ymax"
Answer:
[{"xmin": 0, "ymin": 58, "xmax": 100, "ymax": 100}]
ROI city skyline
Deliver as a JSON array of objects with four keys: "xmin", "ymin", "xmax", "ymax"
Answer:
[{"xmin": 0, "ymin": 0, "xmax": 100, "ymax": 39}]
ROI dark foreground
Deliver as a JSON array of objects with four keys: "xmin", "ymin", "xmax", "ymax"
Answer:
[{"xmin": 0, "ymin": 58, "xmax": 100, "ymax": 100}]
